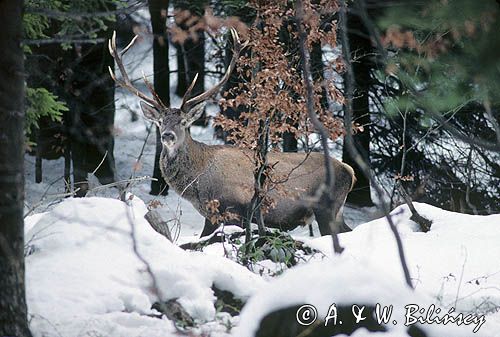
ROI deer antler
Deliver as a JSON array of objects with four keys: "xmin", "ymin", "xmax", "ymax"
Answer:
[
  {"xmin": 108, "ymin": 31, "xmax": 167, "ymax": 111},
  {"xmin": 180, "ymin": 28, "xmax": 248, "ymax": 113}
]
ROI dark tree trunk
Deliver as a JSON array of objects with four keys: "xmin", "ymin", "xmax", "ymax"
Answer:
[
  {"xmin": 149, "ymin": 0, "xmax": 170, "ymax": 196},
  {"xmin": 280, "ymin": 21, "xmax": 326, "ymax": 153},
  {"xmin": 311, "ymin": 42, "xmax": 327, "ymax": 109},
  {"xmin": 283, "ymin": 41, "xmax": 326, "ymax": 153},
  {"xmin": 173, "ymin": 1, "xmax": 206, "ymax": 126},
  {"xmin": 67, "ymin": 36, "xmax": 117, "ymax": 197},
  {"xmin": 342, "ymin": 8, "xmax": 374, "ymax": 206},
  {"xmin": 215, "ymin": 5, "xmax": 254, "ymax": 142},
  {"xmin": 217, "ymin": 35, "xmax": 252, "ymax": 142},
  {"xmin": 0, "ymin": 1, "xmax": 33, "ymax": 336},
  {"xmin": 175, "ymin": 42, "xmax": 187, "ymax": 97}
]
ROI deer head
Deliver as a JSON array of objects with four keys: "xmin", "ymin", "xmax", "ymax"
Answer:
[{"xmin": 108, "ymin": 29, "xmax": 247, "ymax": 155}]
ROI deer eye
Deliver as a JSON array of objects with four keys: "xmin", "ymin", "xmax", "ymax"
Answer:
[{"xmin": 180, "ymin": 119, "xmax": 187, "ymax": 126}]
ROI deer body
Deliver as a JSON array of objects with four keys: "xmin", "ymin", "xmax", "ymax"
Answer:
[
  {"xmin": 109, "ymin": 29, "xmax": 354, "ymax": 237},
  {"xmin": 159, "ymin": 131, "xmax": 355, "ymax": 236}
]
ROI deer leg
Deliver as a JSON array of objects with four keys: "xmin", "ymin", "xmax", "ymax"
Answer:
[
  {"xmin": 335, "ymin": 200, "xmax": 352, "ymax": 233},
  {"xmin": 313, "ymin": 195, "xmax": 351, "ymax": 236},
  {"xmin": 200, "ymin": 218, "xmax": 219, "ymax": 238},
  {"xmin": 313, "ymin": 207, "xmax": 333, "ymax": 236}
]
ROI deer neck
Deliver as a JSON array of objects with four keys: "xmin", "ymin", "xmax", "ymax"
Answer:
[{"xmin": 160, "ymin": 131, "xmax": 209, "ymax": 189}]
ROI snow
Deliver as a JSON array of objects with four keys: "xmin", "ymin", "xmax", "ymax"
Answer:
[
  {"xmin": 235, "ymin": 203, "xmax": 500, "ymax": 337},
  {"xmin": 25, "ymin": 196, "xmax": 265, "ymax": 337},
  {"xmin": 235, "ymin": 259, "xmax": 471, "ymax": 337},
  {"xmin": 24, "ymin": 197, "xmax": 500, "ymax": 336},
  {"xmin": 306, "ymin": 203, "xmax": 500, "ymax": 315}
]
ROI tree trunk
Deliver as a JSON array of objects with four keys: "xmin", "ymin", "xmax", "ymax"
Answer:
[
  {"xmin": 217, "ymin": 36, "xmax": 251, "ymax": 142},
  {"xmin": 149, "ymin": 0, "xmax": 170, "ymax": 196},
  {"xmin": 173, "ymin": 1, "xmax": 206, "ymax": 126},
  {"xmin": 66, "ymin": 6, "xmax": 117, "ymax": 196},
  {"xmin": 67, "ymin": 37, "xmax": 117, "ymax": 196},
  {"xmin": 342, "ymin": 8, "xmax": 374, "ymax": 206},
  {"xmin": 0, "ymin": 0, "xmax": 33, "ymax": 335}
]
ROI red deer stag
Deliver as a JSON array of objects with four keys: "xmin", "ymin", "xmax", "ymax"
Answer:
[{"xmin": 108, "ymin": 29, "xmax": 355, "ymax": 237}]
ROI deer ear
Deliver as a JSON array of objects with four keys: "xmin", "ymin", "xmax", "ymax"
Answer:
[
  {"xmin": 182, "ymin": 103, "xmax": 206, "ymax": 127},
  {"xmin": 140, "ymin": 101, "xmax": 161, "ymax": 122}
]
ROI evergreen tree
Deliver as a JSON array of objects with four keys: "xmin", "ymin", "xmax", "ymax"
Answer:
[
  {"xmin": 372, "ymin": 0, "xmax": 500, "ymax": 213},
  {"xmin": 25, "ymin": 0, "xmax": 122, "ymax": 195}
]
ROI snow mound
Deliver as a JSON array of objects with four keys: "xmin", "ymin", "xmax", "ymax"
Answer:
[
  {"xmin": 235, "ymin": 203, "xmax": 500, "ymax": 337},
  {"xmin": 235, "ymin": 258, "xmax": 473, "ymax": 337},
  {"xmin": 25, "ymin": 198, "xmax": 500, "ymax": 336},
  {"xmin": 308, "ymin": 203, "xmax": 500, "ymax": 314},
  {"xmin": 25, "ymin": 196, "xmax": 265, "ymax": 337}
]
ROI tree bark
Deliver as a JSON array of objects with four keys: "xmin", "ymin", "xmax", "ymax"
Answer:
[
  {"xmin": 342, "ymin": 6, "xmax": 374, "ymax": 206},
  {"xmin": 149, "ymin": 0, "xmax": 170, "ymax": 196},
  {"xmin": 173, "ymin": 1, "xmax": 206, "ymax": 126},
  {"xmin": 68, "ymin": 37, "xmax": 117, "ymax": 196},
  {"xmin": 217, "ymin": 35, "xmax": 251, "ymax": 142},
  {"xmin": 0, "ymin": 0, "xmax": 33, "ymax": 335}
]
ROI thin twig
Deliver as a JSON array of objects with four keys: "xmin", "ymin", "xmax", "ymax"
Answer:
[
  {"xmin": 124, "ymin": 197, "xmax": 163, "ymax": 300},
  {"xmin": 296, "ymin": 0, "xmax": 343, "ymax": 254}
]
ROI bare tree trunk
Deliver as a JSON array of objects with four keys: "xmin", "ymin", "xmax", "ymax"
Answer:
[
  {"xmin": 339, "ymin": 0, "xmax": 413, "ymax": 288},
  {"xmin": 342, "ymin": 5, "xmax": 374, "ymax": 207},
  {"xmin": 149, "ymin": 0, "xmax": 170, "ymax": 196},
  {"xmin": 173, "ymin": 0, "xmax": 206, "ymax": 126},
  {"xmin": 0, "ymin": 1, "xmax": 33, "ymax": 335}
]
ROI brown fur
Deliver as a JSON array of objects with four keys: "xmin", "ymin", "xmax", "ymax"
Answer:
[{"xmin": 160, "ymin": 132, "xmax": 355, "ymax": 236}]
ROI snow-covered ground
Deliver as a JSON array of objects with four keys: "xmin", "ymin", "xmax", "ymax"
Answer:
[
  {"xmin": 237, "ymin": 203, "xmax": 500, "ymax": 337},
  {"xmin": 24, "ymin": 197, "xmax": 500, "ymax": 336},
  {"xmin": 25, "ymin": 196, "xmax": 264, "ymax": 337}
]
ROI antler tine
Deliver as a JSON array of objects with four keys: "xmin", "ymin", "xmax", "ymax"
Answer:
[
  {"xmin": 121, "ymin": 34, "xmax": 139, "ymax": 56},
  {"xmin": 180, "ymin": 28, "xmax": 246, "ymax": 113},
  {"xmin": 142, "ymin": 71, "xmax": 168, "ymax": 109},
  {"xmin": 180, "ymin": 73, "xmax": 199, "ymax": 111},
  {"xmin": 107, "ymin": 31, "xmax": 163, "ymax": 110}
]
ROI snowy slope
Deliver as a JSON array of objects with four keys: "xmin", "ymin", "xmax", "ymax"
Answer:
[
  {"xmin": 307, "ymin": 203, "xmax": 500, "ymax": 316},
  {"xmin": 25, "ymin": 196, "xmax": 265, "ymax": 337},
  {"xmin": 25, "ymin": 198, "xmax": 500, "ymax": 336},
  {"xmin": 236, "ymin": 203, "xmax": 500, "ymax": 336}
]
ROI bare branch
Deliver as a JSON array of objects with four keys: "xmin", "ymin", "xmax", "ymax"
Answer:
[
  {"xmin": 24, "ymin": 38, "xmax": 106, "ymax": 45},
  {"xmin": 296, "ymin": 0, "xmax": 343, "ymax": 254},
  {"xmin": 25, "ymin": 2, "xmax": 144, "ymax": 21}
]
